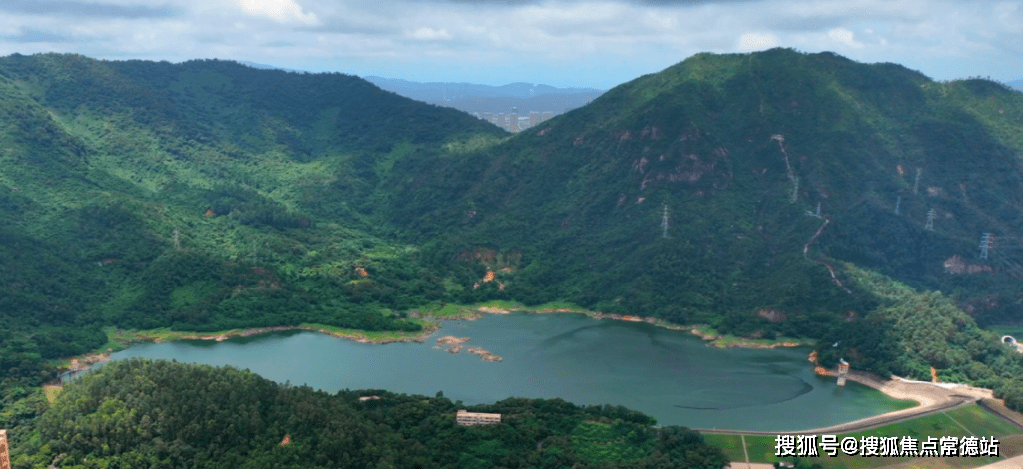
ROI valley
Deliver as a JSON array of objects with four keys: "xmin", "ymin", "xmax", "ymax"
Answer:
[{"xmin": 4, "ymin": 48, "xmax": 1023, "ymax": 468}]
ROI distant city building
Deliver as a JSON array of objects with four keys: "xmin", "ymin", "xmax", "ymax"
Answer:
[
  {"xmin": 474, "ymin": 110, "xmax": 558, "ymax": 132},
  {"xmin": 456, "ymin": 409, "xmax": 501, "ymax": 426}
]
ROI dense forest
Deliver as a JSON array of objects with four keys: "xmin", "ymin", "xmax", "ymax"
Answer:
[
  {"xmin": 4, "ymin": 49, "xmax": 1023, "ymax": 464},
  {"xmin": 375, "ymin": 49, "xmax": 1023, "ymax": 401},
  {"xmin": 0, "ymin": 53, "xmax": 506, "ymax": 386},
  {"xmin": 7, "ymin": 359, "xmax": 728, "ymax": 469}
]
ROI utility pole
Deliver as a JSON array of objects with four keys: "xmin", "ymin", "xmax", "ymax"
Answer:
[
  {"xmin": 661, "ymin": 204, "xmax": 669, "ymax": 239},
  {"xmin": 913, "ymin": 168, "xmax": 922, "ymax": 195},
  {"xmin": 980, "ymin": 233, "xmax": 992, "ymax": 260},
  {"xmin": 925, "ymin": 209, "xmax": 935, "ymax": 231},
  {"xmin": 894, "ymin": 196, "xmax": 901, "ymax": 215}
]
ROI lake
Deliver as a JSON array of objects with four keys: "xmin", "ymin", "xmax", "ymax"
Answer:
[{"xmin": 108, "ymin": 312, "xmax": 911, "ymax": 431}]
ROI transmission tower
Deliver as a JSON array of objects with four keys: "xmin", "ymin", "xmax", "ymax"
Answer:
[
  {"xmin": 894, "ymin": 196, "xmax": 901, "ymax": 215},
  {"xmin": 925, "ymin": 209, "xmax": 935, "ymax": 231},
  {"xmin": 173, "ymin": 228, "xmax": 181, "ymax": 250},
  {"xmin": 913, "ymin": 168, "xmax": 922, "ymax": 195},
  {"xmin": 661, "ymin": 205, "xmax": 669, "ymax": 239},
  {"xmin": 790, "ymin": 177, "xmax": 799, "ymax": 203},
  {"xmin": 980, "ymin": 233, "xmax": 992, "ymax": 260},
  {"xmin": 805, "ymin": 202, "xmax": 822, "ymax": 218}
]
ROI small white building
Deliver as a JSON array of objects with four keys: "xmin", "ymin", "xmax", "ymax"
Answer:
[{"xmin": 456, "ymin": 409, "xmax": 501, "ymax": 426}]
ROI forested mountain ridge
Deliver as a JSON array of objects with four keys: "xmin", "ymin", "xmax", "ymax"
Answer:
[
  {"xmin": 379, "ymin": 49, "xmax": 1023, "ymax": 388},
  {"xmin": 387, "ymin": 49, "xmax": 1023, "ymax": 323},
  {"xmin": 0, "ymin": 52, "xmax": 507, "ymax": 391}
]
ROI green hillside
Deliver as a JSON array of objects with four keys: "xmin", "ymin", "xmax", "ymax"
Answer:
[
  {"xmin": 0, "ymin": 53, "xmax": 505, "ymax": 389},
  {"xmin": 379, "ymin": 49, "xmax": 1023, "ymax": 394},
  {"xmin": 387, "ymin": 49, "xmax": 1023, "ymax": 324}
]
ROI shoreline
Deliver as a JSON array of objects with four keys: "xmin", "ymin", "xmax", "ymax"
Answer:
[
  {"xmin": 442, "ymin": 303, "xmax": 813, "ymax": 349},
  {"xmin": 697, "ymin": 368, "xmax": 997, "ymax": 435},
  {"xmin": 66, "ymin": 303, "xmax": 814, "ymax": 367},
  {"xmin": 55, "ymin": 308, "xmax": 1010, "ymax": 437}
]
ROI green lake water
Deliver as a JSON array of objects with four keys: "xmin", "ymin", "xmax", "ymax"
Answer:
[{"xmin": 108, "ymin": 312, "xmax": 912, "ymax": 431}]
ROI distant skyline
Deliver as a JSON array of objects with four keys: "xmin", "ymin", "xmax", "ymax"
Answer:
[{"xmin": 0, "ymin": 0, "xmax": 1021, "ymax": 89}]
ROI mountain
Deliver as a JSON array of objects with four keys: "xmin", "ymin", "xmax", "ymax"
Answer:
[
  {"xmin": 237, "ymin": 60, "xmax": 308, "ymax": 74},
  {"xmin": 380, "ymin": 49, "xmax": 1023, "ymax": 380},
  {"xmin": 386, "ymin": 49, "xmax": 1023, "ymax": 317},
  {"xmin": 0, "ymin": 53, "xmax": 505, "ymax": 383}
]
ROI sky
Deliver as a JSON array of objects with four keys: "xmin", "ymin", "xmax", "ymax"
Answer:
[{"xmin": 0, "ymin": 0, "xmax": 1020, "ymax": 89}]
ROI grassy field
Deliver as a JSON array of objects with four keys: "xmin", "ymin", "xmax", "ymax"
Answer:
[
  {"xmin": 703, "ymin": 404, "xmax": 1021, "ymax": 469},
  {"xmin": 944, "ymin": 405, "xmax": 1021, "ymax": 437},
  {"xmin": 92, "ymin": 320, "xmax": 440, "ymax": 355},
  {"xmin": 985, "ymin": 325, "xmax": 1023, "ymax": 338},
  {"xmin": 42, "ymin": 385, "xmax": 61, "ymax": 403},
  {"xmin": 703, "ymin": 434, "xmax": 747, "ymax": 462}
]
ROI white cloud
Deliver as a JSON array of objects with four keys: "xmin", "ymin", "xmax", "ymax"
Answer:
[
  {"xmin": 236, "ymin": 0, "xmax": 319, "ymax": 25},
  {"xmin": 1, "ymin": 0, "xmax": 1021, "ymax": 87},
  {"xmin": 408, "ymin": 27, "xmax": 453, "ymax": 41},
  {"xmin": 827, "ymin": 27, "xmax": 862, "ymax": 48},
  {"xmin": 737, "ymin": 32, "xmax": 778, "ymax": 51}
]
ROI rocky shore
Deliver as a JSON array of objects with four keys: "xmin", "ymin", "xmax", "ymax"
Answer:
[
  {"xmin": 468, "ymin": 347, "xmax": 503, "ymax": 362},
  {"xmin": 432, "ymin": 335, "xmax": 502, "ymax": 361}
]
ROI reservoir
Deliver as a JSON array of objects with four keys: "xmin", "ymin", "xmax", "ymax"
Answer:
[{"xmin": 108, "ymin": 312, "xmax": 911, "ymax": 431}]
